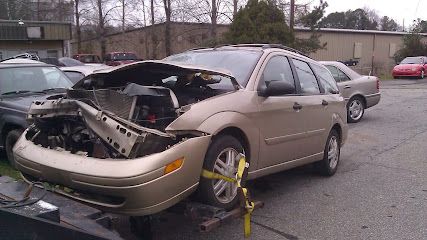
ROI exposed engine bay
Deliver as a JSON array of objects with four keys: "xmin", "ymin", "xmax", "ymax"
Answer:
[{"xmin": 24, "ymin": 61, "xmax": 238, "ymax": 159}]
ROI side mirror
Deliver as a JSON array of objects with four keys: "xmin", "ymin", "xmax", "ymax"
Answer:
[{"xmin": 258, "ymin": 80, "xmax": 295, "ymax": 97}]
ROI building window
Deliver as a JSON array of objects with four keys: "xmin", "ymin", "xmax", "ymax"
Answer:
[
  {"xmin": 353, "ymin": 42, "xmax": 362, "ymax": 59},
  {"xmin": 47, "ymin": 50, "xmax": 58, "ymax": 58}
]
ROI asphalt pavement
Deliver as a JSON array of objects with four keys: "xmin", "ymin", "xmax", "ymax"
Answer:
[{"xmin": 145, "ymin": 78, "xmax": 427, "ymax": 240}]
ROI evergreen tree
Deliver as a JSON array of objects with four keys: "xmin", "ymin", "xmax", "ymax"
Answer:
[{"xmin": 224, "ymin": 0, "xmax": 294, "ymax": 46}]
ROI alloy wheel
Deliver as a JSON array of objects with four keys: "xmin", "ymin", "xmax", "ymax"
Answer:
[
  {"xmin": 349, "ymin": 99, "xmax": 364, "ymax": 121},
  {"xmin": 328, "ymin": 135, "xmax": 339, "ymax": 169},
  {"xmin": 212, "ymin": 147, "xmax": 241, "ymax": 204}
]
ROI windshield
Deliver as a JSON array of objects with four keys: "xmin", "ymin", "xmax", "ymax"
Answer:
[
  {"xmin": 164, "ymin": 50, "xmax": 262, "ymax": 87},
  {"xmin": 0, "ymin": 66, "xmax": 73, "ymax": 95},
  {"xmin": 401, "ymin": 57, "xmax": 423, "ymax": 64},
  {"xmin": 59, "ymin": 57, "xmax": 85, "ymax": 67},
  {"xmin": 113, "ymin": 53, "xmax": 137, "ymax": 61}
]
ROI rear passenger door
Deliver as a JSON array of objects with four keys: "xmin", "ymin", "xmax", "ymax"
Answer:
[{"xmin": 290, "ymin": 59, "xmax": 330, "ymax": 156}]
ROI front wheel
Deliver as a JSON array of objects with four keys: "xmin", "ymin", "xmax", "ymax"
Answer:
[
  {"xmin": 5, "ymin": 129, "xmax": 23, "ymax": 168},
  {"xmin": 314, "ymin": 129, "xmax": 341, "ymax": 176},
  {"xmin": 198, "ymin": 135, "xmax": 244, "ymax": 210},
  {"xmin": 347, "ymin": 96, "xmax": 365, "ymax": 123}
]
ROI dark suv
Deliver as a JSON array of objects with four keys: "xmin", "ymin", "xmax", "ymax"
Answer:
[{"xmin": 0, "ymin": 63, "xmax": 73, "ymax": 166}]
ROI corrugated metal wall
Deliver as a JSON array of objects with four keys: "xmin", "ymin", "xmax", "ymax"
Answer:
[{"xmin": 296, "ymin": 30, "xmax": 405, "ymax": 75}]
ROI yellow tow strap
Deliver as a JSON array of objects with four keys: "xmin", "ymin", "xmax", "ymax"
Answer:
[{"xmin": 201, "ymin": 155, "xmax": 255, "ymax": 238}]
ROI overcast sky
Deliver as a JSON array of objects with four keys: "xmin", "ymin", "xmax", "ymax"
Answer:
[{"xmin": 324, "ymin": 0, "xmax": 426, "ymax": 26}]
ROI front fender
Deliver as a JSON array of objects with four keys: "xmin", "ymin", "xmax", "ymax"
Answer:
[{"xmin": 197, "ymin": 111, "xmax": 260, "ymax": 170}]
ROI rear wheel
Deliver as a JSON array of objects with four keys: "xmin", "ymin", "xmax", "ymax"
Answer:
[
  {"xmin": 5, "ymin": 129, "xmax": 23, "ymax": 168},
  {"xmin": 347, "ymin": 96, "xmax": 365, "ymax": 123},
  {"xmin": 198, "ymin": 135, "xmax": 244, "ymax": 210},
  {"xmin": 314, "ymin": 129, "xmax": 341, "ymax": 176},
  {"xmin": 420, "ymin": 70, "xmax": 425, "ymax": 79}
]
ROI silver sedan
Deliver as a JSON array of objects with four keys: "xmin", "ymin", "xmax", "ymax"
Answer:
[{"xmin": 321, "ymin": 61, "xmax": 381, "ymax": 123}]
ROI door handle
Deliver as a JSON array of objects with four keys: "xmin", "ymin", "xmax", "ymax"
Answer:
[
  {"xmin": 322, "ymin": 100, "xmax": 329, "ymax": 106},
  {"xmin": 344, "ymin": 85, "xmax": 351, "ymax": 89},
  {"xmin": 293, "ymin": 102, "xmax": 303, "ymax": 110}
]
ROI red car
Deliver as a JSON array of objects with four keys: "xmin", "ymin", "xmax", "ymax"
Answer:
[
  {"xmin": 392, "ymin": 56, "xmax": 427, "ymax": 79},
  {"xmin": 104, "ymin": 52, "xmax": 139, "ymax": 66}
]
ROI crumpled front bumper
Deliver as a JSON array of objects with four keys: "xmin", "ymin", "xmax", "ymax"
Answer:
[{"xmin": 13, "ymin": 132, "xmax": 211, "ymax": 216}]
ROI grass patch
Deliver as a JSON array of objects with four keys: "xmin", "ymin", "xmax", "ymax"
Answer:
[{"xmin": 0, "ymin": 158, "xmax": 21, "ymax": 179}]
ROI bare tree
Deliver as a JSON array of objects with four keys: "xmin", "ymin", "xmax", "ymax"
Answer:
[
  {"xmin": 74, "ymin": 0, "xmax": 90, "ymax": 53},
  {"xmin": 163, "ymin": 0, "xmax": 172, "ymax": 56}
]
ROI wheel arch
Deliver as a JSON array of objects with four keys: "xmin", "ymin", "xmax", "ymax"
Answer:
[
  {"xmin": 348, "ymin": 94, "xmax": 367, "ymax": 108},
  {"xmin": 197, "ymin": 111, "xmax": 260, "ymax": 168},
  {"xmin": 214, "ymin": 126, "xmax": 251, "ymax": 163},
  {"xmin": 1, "ymin": 123, "xmax": 25, "ymax": 147},
  {"xmin": 331, "ymin": 123, "xmax": 342, "ymax": 143}
]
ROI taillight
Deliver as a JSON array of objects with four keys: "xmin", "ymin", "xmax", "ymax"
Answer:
[{"xmin": 376, "ymin": 78, "xmax": 380, "ymax": 90}]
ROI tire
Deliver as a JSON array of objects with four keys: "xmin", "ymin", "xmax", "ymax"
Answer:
[
  {"xmin": 314, "ymin": 129, "xmax": 341, "ymax": 176},
  {"xmin": 198, "ymin": 135, "xmax": 244, "ymax": 210},
  {"xmin": 5, "ymin": 129, "xmax": 23, "ymax": 168},
  {"xmin": 347, "ymin": 96, "xmax": 365, "ymax": 123},
  {"xmin": 420, "ymin": 70, "xmax": 425, "ymax": 79}
]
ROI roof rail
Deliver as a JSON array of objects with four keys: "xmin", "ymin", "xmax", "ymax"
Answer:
[
  {"xmin": 0, "ymin": 53, "xmax": 40, "ymax": 62},
  {"xmin": 225, "ymin": 44, "xmax": 311, "ymax": 58},
  {"xmin": 185, "ymin": 44, "xmax": 311, "ymax": 59},
  {"xmin": 262, "ymin": 44, "xmax": 311, "ymax": 58}
]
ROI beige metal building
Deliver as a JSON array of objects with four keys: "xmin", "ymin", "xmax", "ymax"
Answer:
[
  {"xmin": 0, "ymin": 20, "xmax": 72, "ymax": 60},
  {"xmin": 72, "ymin": 22, "xmax": 427, "ymax": 75}
]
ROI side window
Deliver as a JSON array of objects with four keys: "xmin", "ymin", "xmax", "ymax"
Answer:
[
  {"xmin": 325, "ymin": 65, "xmax": 350, "ymax": 82},
  {"xmin": 312, "ymin": 64, "xmax": 339, "ymax": 94},
  {"xmin": 292, "ymin": 59, "xmax": 320, "ymax": 94},
  {"xmin": 261, "ymin": 55, "xmax": 295, "ymax": 92}
]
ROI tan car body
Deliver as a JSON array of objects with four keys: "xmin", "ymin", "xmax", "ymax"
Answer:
[
  {"xmin": 14, "ymin": 47, "xmax": 348, "ymax": 216},
  {"xmin": 320, "ymin": 61, "xmax": 381, "ymax": 108}
]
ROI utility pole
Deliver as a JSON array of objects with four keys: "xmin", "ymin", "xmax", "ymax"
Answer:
[{"xmin": 290, "ymin": 0, "xmax": 295, "ymax": 33}]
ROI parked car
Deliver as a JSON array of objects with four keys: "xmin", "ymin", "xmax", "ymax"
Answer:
[
  {"xmin": 392, "ymin": 56, "xmax": 427, "ymax": 79},
  {"xmin": 0, "ymin": 63, "xmax": 74, "ymax": 166},
  {"xmin": 39, "ymin": 57, "xmax": 85, "ymax": 67},
  {"xmin": 14, "ymin": 44, "xmax": 348, "ymax": 216},
  {"xmin": 104, "ymin": 52, "xmax": 139, "ymax": 66},
  {"xmin": 61, "ymin": 65, "xmax": 111, "ymax": 83},
  {"xmin": 73, "ymin": 54, "xmax": 102, "ymax": 64},
  {"xmin": 321, "ymin": 61, "xmax": 381, "ymax": 123}
]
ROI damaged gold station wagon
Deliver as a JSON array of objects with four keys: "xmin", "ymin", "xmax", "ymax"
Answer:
[{"xmin": 13, "ymin": 44, "xmax": 348, "ymax": 215}]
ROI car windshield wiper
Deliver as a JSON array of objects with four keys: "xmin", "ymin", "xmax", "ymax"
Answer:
[{"xmin": 1, "ymin": 90, "xmax": 33, "ymax": 96}]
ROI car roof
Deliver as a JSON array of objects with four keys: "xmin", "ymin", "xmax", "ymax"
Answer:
[
  {"xmin": 0, "ymin": 63, "xmax": 55, "ymax": 68},
  {"xmin": 0, "ymin": 59, "xmax": 47, "ymax": 64}
]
